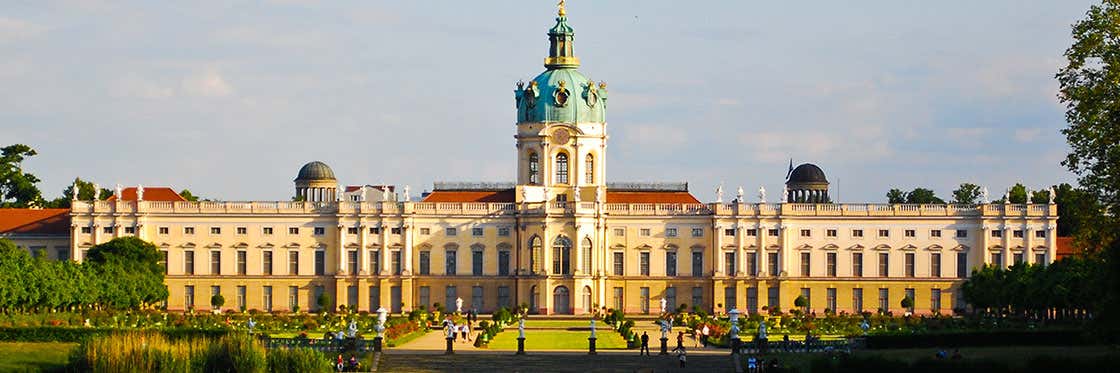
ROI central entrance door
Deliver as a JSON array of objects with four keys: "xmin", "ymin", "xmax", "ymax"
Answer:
[{"xmin": 553, "ymin": 286, "xmax": 570, "ymax": 314}]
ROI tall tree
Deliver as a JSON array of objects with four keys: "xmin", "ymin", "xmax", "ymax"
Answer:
[
  {"xmin": 886, "ymin": 189, "xmax": 906, "ymax": 204},
  {"xmin": 0, "ymin": 144, "xmax": 44, "ymax": 207},
  {"xmin": 179, "ymin": 189, "xmax": 200, "ymax": 202},
  {"xmin": 85, "ymin": 237, "xmax": 168, "ymax": 309},
  {"xmin": 952, "ymin": 183, "xmax": 983, "ymax": 204},
  {"xmin": 905, "ymin": 188, "xmax": 945, "ymax": 204}
]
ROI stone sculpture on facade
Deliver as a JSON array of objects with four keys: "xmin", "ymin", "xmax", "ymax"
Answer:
[{"xmin": 758, "ymin": 185, "xmax": 766, "ymax": 203}]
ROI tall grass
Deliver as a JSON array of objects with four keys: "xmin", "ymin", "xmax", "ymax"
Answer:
[
  {"xmin": 70, "ymin": 332, "xmax": 272, "ymax": 373},
  {"xmin": 266, "ymin": 347, "xmax": 332, "ymax": 373}
]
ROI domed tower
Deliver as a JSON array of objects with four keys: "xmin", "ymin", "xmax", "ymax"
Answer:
[
  {"xmin": 294, "ymin": 161, "xmax": 338, "ymax": 202},
  {"xmin": 786, "ymin": 163, "xmax": 830, "ymax": 203},
  {"xmin": 513, "ymin": 3, "xmax": 608, "ymax": 203}
]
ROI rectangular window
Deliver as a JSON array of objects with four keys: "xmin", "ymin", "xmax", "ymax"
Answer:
[
  {"xmin": 289, "ymin": 227, "xmax": 299, "ymax": 235},
  {"xmin": 184, "ymin": 226, "xmax": 195, "ymax": 235},
  {"xmin": 472, "ymin": 286, "xmax": 483, "ymax": 311},
  {"xmin": 472, "ymin": 250, "xmax": 483, "ymax": 276},
  {"xmin": 445, "ymin": 227, "xmax": 457, "ymax": 236},
  {"xmin": 768, "ymin": 229, "xmax": 779, "ymax": 237},
  {"xmin": 289, "ymin": 251, "xmax": 299, "ymax": 275},
  {"xmin": 991, "ymin": 253, "xmax": 1003, "ymax": 268},
  {"xmin": 725, "ymin": 252, "xmax": 736, "ymax": 275},
  {"xmin": 852, "ymin": 288, "xmax": 864, "ymax": 313},
  {"xmin": 640, "ymin": 252, "xmax": 650, "ymax": 276},
  {"xmin": 930, "ymin": 253, "xmax": 941, "ymax": 277},
  {"xmin": 640, "ymin": 287, "xmax": 650, "ymax": 314},
  {"xmin": 665, "ymin": 287, "xmax": 677, "ymax": 310},
  {"xmin": 391, "ymin": 227, "xmax": 402, "ymax": 235},
  {"xmin": 800, "ymin": 252, "xmax": 811, "ymax": 277},
  {"xmin": 446, "ymin": 250, "xmax": 457, "ymax": 275},
  {"xmin": 1013, "ymin": 230, "xmax": 1024, "ymax": 238},
  {"xmin": 852, "ymin": 253, "xmax": 863, "ymax": 277},
  {"xmin": 104, "ymin": 226, "xmax": 114, "ymax": 234},
  {"xmin": 472, "ymin": 227, "xmax": 484, "ymax": 237},
  {"xmin": 905, "ymin": 288, "xmax": 915, "ymax": 312},
  {"xmin": 666, "ymin": 228, "xmax": 678, "ymax": 237},
  {"xmin": 725, "ymin": 286, "xmax": 737, "ymax": 311},
  {"xmin": 827, "ymin": 252, "xmax": 837, "ymax": 277},
  {"xmin": 498, "ymin": 286, "xmax": 512, "ymax": 309},
  {"xmin": 930, "ymin": 229, "xmax": 941, "ymax": 238},
  {"xmin": 419, "ymin": 251, "xmax": 431, "ymax": 275},
  {"xmin": 237, "ymin": 227, "xmax": 247, "ymax": 235},
  {"xmin": 613, "ymin": 252, "xmax": 624, "ymax": 275},
  {"xmin": 371, "ymin": 250, "xmax": 381, "ymax": 274},
  {"xmin": 236, "ymin": 250, "xmax": 247, "ymax": 275},
  {"xmin": 741, "ymin": 228, "xmax": 753, "ymax": 236},
  {"xmin": 800, "ymin": 288, "xmax": 811, "ymax": 311},
  {"xmin": 747, "ymin": 253, "xmax": 758, "ymax": 276},
  {"xmin": 665, "ymin": 251, "xmax": 677, "ymax": 276},
  {"xmin": 800, "ymin": 229, "xmax": 811, "ymax": 237},
  {"xmin": 640, "ymin": 228, "xmax": 651, "ymax": 237},
  {"xmin": 391, "ymin": 251, "xmax": 402, "ymax": 275},
  {"xmin": 1035, "ymin": 253, "xmax": 1046, "ymax": 265},
  {"xmin": 185, "ymin": 286, "xmax": 195, "ymax": 308},
  {"xmin": 767, "ymin": 287, "xmax": 779, "ymax": 311},
  {"xmin": 826, "ymin": 229, "xmax": 837, "ymax": 237},
  {"xmin": 184, "ymin": 251, "xmax": 195, "ymax": 275},
  {"xmin": 236, "ymin": 286, "xmax": 246, "ymax": 310},
  {"xmin": 992, "ymin": 230, "xmax": 1003, "ymax": 238},
  {"xmin": 1035, "ymin": 230, "xmax": 1046, "ymax": 238},
  {"xmin": 614, "ymin": 228, "xmax": 625, "ymax": 236},
  {"xmin": 419, "ymin": 227, "xmax": 430, "ymax": 235},
  {"xmin": 691, "ymin": 287, "xmax": 703, "ymax": 309},
  {"xmin": 263, "ymin": 286, "xmax": 273, "ymax": 311},
  {"xmin": 1013, "ymin": 253, "xmax": 1024, "ymax": 264},
  {"xmin": 904, "ymin": 229, "xmax": 915, "ymax": 238},
  {"xmin": 826, "ymin": 288, "xmax": 837, "ymax": 312},
  {"xmin": 348, "ymin": 250, "xmax": 359, "ymax": 275},
  {"xmin": 313, "ymin": 227, "xmax": 325, "ymax": 235},
  {"xmin": 852, "ymin": 229, "xmax": 864, "ymax": 238},
  {"xmin": 878, "ymin": 229, "xmax": 889, "ymax": 237},
  {"xmin": 905, "ymin": 253, "xmax": 915, "ymax": 277},
  {"xmin": 81, "ymin": 226, "xmax": 92, "ymax": 234},
  {"xmin": 931, "ymin": 289, "xmax": 942, "ymax": 313},
  {"xmin": 288, "ymin": 286, "xmax": 298, "ymax": 311},
  {"xmin": 212, "ymin": 285, "xmax": 221, "ymax": 298},
  {"xmin": 498, "ymin": 251, "xmax": 510, "ymax": 276},
  {"xmin": 124, "ymin": 226, "xmax": 135, "ymax": 234},
  {"xmin": 956, "ymin": 229, "xmax": 968, "ymax": 238},
  {"xmin": 312, "ymin": 286, "xmax": 325, "ymax": 311},
  {"xmin": 445, "ymin": 286, "xmax": 457, "ymax": 313},
  {"xmin": 767, "ymin": 252, "xmax": 779, "ymax": 276},
  {"xmin": 371, "ymin": 227, "xmax": 382, "ymax": 234},
  {"xmin": 878, "ymin": 288, "xmax": 889, "ymax": 312},
  {"xmin": 314, "ymin": 250, "xmax": 325, "ymax": 275},
  {"xmin": 211, "ymin": 251, "xmax": 221, "ymax": 275},
  {"xmin": 419, "ymin": 286, "xmax": 430, "ymax": 310},
  {"xmin": 692, "ymin": 251, "xmax": 703, "ymax": 277},
  {"xmin": 211, "ymin": 227, "xmax": 221, "ymax": 235},
  {"xmin": 957, "ymin": 252, "xmax": 968, "ymax": 278},
  {"xmin": 747, "ymin": 287, "xmax": 758, "ymax": 313},
  {"xmin": 498, "ymin": 227, "xmax": 511, "ymax": 237},
  {"xmin": 263, "ymin": 227, "xmax": 273, "ymax": 235},
  {"xmin": 347, "ymin": 227, "xmax": 358, "ymax": 235},
  {"xmin": 262, "ymin": 251, "xmax": 273, "ymax": 275},
  {"xmin": 878, "ymin": 253, "xmax": 889, "ymax": 277},
  {"xmin": 158, "ymin": 226, "xmax": 169, "ymax": 235},
  {"xmin": 692, "ymin": 228, "xmax": 704, "ymax": 237},
  {"xmin": 369, "ymin": 286, "xmax": 380, "ymax": 311},
  {"xmin": 613, "ymin": 287, "xmax": 624, "ymax": 310}
]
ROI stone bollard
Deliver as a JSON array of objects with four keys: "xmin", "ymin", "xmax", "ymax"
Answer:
[
  {"xmin": 588, "ymin": 337, "xmax": 597, "ymax": 355},
  {"xmin": 516, "ymin": 337, "xmax": 526, "ymax": 355},
  {"xmin": 373, "ymin": 336, "xmax": 383, "ymax": 353},
  {"xmin": 445, "ymin": 337, "xmax": 455, "ymax": 355},
  {"xmin": 659, "ymin": 337, "xmax": 668, "ymax": 355}
]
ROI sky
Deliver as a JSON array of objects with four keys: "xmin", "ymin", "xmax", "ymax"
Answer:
[{"xmin": 0, "ymin": 0, "xmax": 1099, "ymax": 203}]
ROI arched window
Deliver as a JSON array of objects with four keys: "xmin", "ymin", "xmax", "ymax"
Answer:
[
  {"xmin": 528, "ymin": 153, "xmax": 540, "ymax": 185},
  {"xmin": 553, "ymin": 236, "xmax": 571, "ymax": 275},
  {"xmin": 529, "ymin": 236, "xmax": 542, "ymax": 274},
  {"xmin": 585, "ymin": 154, "xmax": 594, "ymax": 184},
  {"xmin": 582, "ymin": 237, "xmax": 592, "ymax": 274},
  {"xmin": 555, "ymin": 153, "xmax": 569, "ymax": 184}
]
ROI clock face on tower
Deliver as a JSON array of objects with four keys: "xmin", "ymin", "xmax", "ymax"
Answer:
[{"xmin": 552, "ymin": 128, "xmax": 570, "ymax": 145}]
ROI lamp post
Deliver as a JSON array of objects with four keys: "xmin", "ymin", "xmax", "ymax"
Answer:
[
  {"xmin": 659, "ymin": 319, "xmax": 669, "ymax": 355},
  {"xmin": 588, "ymin": 318, "xmax": 597, "ymax": 355},
  {"xmin": 374, "ymin": 307, "xmax": 387, "ymax": 352},
  {"xmin": 728, "ymin": 308, "xmax": 742, "ymax": 356},
  {"xmin": 516, "ymin": 317, "xmax": 526, "ymax": 355}
]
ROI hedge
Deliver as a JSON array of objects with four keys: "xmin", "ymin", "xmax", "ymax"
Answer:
[
  {"xmin": 863, "ymin": 329, "xmax": 1092, "ymax": 349},
  {"xmin": 0, "ymin": 327, "xmax": 231, "ymax": 343}
]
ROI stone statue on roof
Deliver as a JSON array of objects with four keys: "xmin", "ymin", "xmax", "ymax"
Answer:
[
  {"xmin": 715, "ymin": 184, "xmax": 724, "ymax": 203},
  {"xmin": 403, "ymin": 185, "xmax": 411, "ymax": 202},
  {"xmin": 736, "ymin": 186, "xmax": 744, "ymax": 202},
  {"xmin": 981, "ymin": 186, "xmax": 990, "ymax": 204},
  {"xmin": 1048, "ymin": 186, "xmax": 1056, "ymax": 204},
  {"xmin": 781, "ymin": 185, "xmax": 788, "ymax": 203},
  {"xmin": 136, "ymin": 184, "xmax": 144, "ymax": 201},
  {"xmin": 115, "ymin": 184, "xmax": 122, "ymax": 200},
  {"xmin": 758, "ymin": 185, "xmax": 766, "ymax": 203}
]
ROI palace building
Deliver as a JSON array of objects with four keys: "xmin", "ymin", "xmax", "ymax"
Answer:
[{"xmin": 9, "ymin": 6, "xmax": 1057, "ymax": 316}]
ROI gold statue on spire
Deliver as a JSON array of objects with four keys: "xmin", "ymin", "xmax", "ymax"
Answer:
[{"xmin": 558, "ymin": 0, "xmax": 566, "ymax": 16}]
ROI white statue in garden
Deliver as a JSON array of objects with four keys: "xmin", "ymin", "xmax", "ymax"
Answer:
[
  {"xmin": 660, "ymin": 298, "xmax": 667, "ymax": 314},
  {"xmin": 455, "ymin": 297, "xmax": 463, "ymax": 313},
  {"xmin": 590, "ymin": 318, "xmax": 597, "ymax": 339},
  {"xmin": 758, "ymin": 320, "xmax": 767, "ymax": 340},
  {"xmin": 518, "ymin": 318, "xmax": 526, "ymax": 339}
]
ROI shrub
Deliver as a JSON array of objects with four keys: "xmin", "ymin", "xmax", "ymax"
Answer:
[{"xmin": 267, "ymin": 347, "xmax": 332, "ymax": 373}]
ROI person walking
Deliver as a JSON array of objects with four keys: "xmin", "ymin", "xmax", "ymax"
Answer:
[
  {"xmin": 676, "ymin": 330, "xmax": 685, "ymax": 350},
  {"xmin": 463, "ymin": 323, "xmax": 472, "ymax": 343},
  {"xmin": 640, "ymin": 332, "xmax": 650, "ymax": 356},
  {"xmin": 701, "ymin": 325, "xmax": 710, "ymax": 348},
  {"xmin": 675, "ymin": 346, "xmax": 687, "ymax": 368}
]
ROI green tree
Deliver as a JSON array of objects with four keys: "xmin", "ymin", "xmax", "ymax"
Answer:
[
  {"xmin": 211, "ymin": 293, "xmax": 226, "ymax": 310},
  {"xmin": 793, "ymin": 294, "xmax": 808, "ymax": 310},
  {"xmin": 905, "ymin": 188, "xmax": 945, "ymax": 204},
  {"xmin": 317, "ymin": 293, "xmax": 331, "ymax": 312},
  {"xmin": 952, "ymin": 183, "xmax": 983, "ymax": 204},
  {"xmin": 900, "ymin": 295, "xmax": 914, "ymax": 311},
  {"xmin": 179, "ymin": 189, "xmax": 200, "ymax": 202},
  {"xmin": 85, "ymin": 237, "xmax": 168, "ymax": 309},
  {"xmin": 886, "ymin": 189, "xmax": 906, "ymax": 204},
  {"xmin": 0, "ymin": 144, "xmax": 44, "ymax": 207}
]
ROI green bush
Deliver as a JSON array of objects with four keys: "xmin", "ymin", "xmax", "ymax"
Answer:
[
  {"xmin": 267, "ymin": 347, "xmax": 332, "ymax": 373},
  {"xmin": 202, "ymin": 333, "xmax": 266, "ymax": 372},
  {"xmin": 0, "ymin": 326, "xmax": 229, "ymax": 343}
]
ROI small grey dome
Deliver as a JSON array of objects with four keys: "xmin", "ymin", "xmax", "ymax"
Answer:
[
  {"xmin": 295, "ymin": 161, "xmax": 336, "ymax": 181},
  {"xmin": 787, "ymin": 163, "xmax": 827, "ymax": 184}
]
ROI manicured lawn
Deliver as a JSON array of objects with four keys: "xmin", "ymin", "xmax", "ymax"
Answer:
[
  {"xmin": 517, "ymin": 319, "xmax": 599, "ymax": 328},
  {"xmin": 0, "ymin": 342, "xmax": 76, "ymax": 372},
  {"xmin": 488, "ymin": 330, "xmax": 628, "ymax": 350}
]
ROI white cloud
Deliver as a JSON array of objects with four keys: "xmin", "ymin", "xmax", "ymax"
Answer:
[
  {"xmin": 1014, "ymin": 128, "xmax": 1042, "ymax": 143},
  {"xmin": 0, "ymin": 17, "xmax": 46, "ymax": 43},
  {"xmin": 621, "ymin": 124, "xmax": 689, "ymax": 149},
  {"xmin": 111, "ymin": 75, "xmax": 175, "ymax": 99},
  {"xmin": 182, "ymin": 71, "xmax": 234, "ymax": 98}
]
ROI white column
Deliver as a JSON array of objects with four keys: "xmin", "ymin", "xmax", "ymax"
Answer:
[
  {"xmin": 359, "ymin": 225, "xmax": 369, "ymax": 274},
  {"xmin": 337, "ymin": 225, "xmax": 346, "ymax": 273},
  {"xmin": 403, "ymin": 224, "xmax": 414, "ymax": 275},
  {"xmin": 380, "ymin": 223, "xmax": 390, "ymax": 274}
]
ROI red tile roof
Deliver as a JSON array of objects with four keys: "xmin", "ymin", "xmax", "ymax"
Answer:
[
  {"xmin": 105, "ymin": 187, "xmax": 186, "ymax": 202},
  {"xmin": 606, "ymin": 191, "xmax": 701, "ymax": 204},
  {"xmin": 1056, "ymin": 237, "xmax": 1078, "ymax": 260},
  {"xmin": 0, "ymin": 208, "xmax": 70, "ymax": 235},
  {"xmin": 422, "ymin": 190, "xmax": 515, "ymax": 203}
]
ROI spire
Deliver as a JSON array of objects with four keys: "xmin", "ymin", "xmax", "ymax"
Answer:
[{"xmin": 544, "ymin": 1, "xmax": 580, "ymax": 69}]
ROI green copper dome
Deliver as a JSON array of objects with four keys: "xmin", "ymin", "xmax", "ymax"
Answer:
[{"xmin": 515, "ymin": 10, "xmax": 607, "ymax": 124}]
